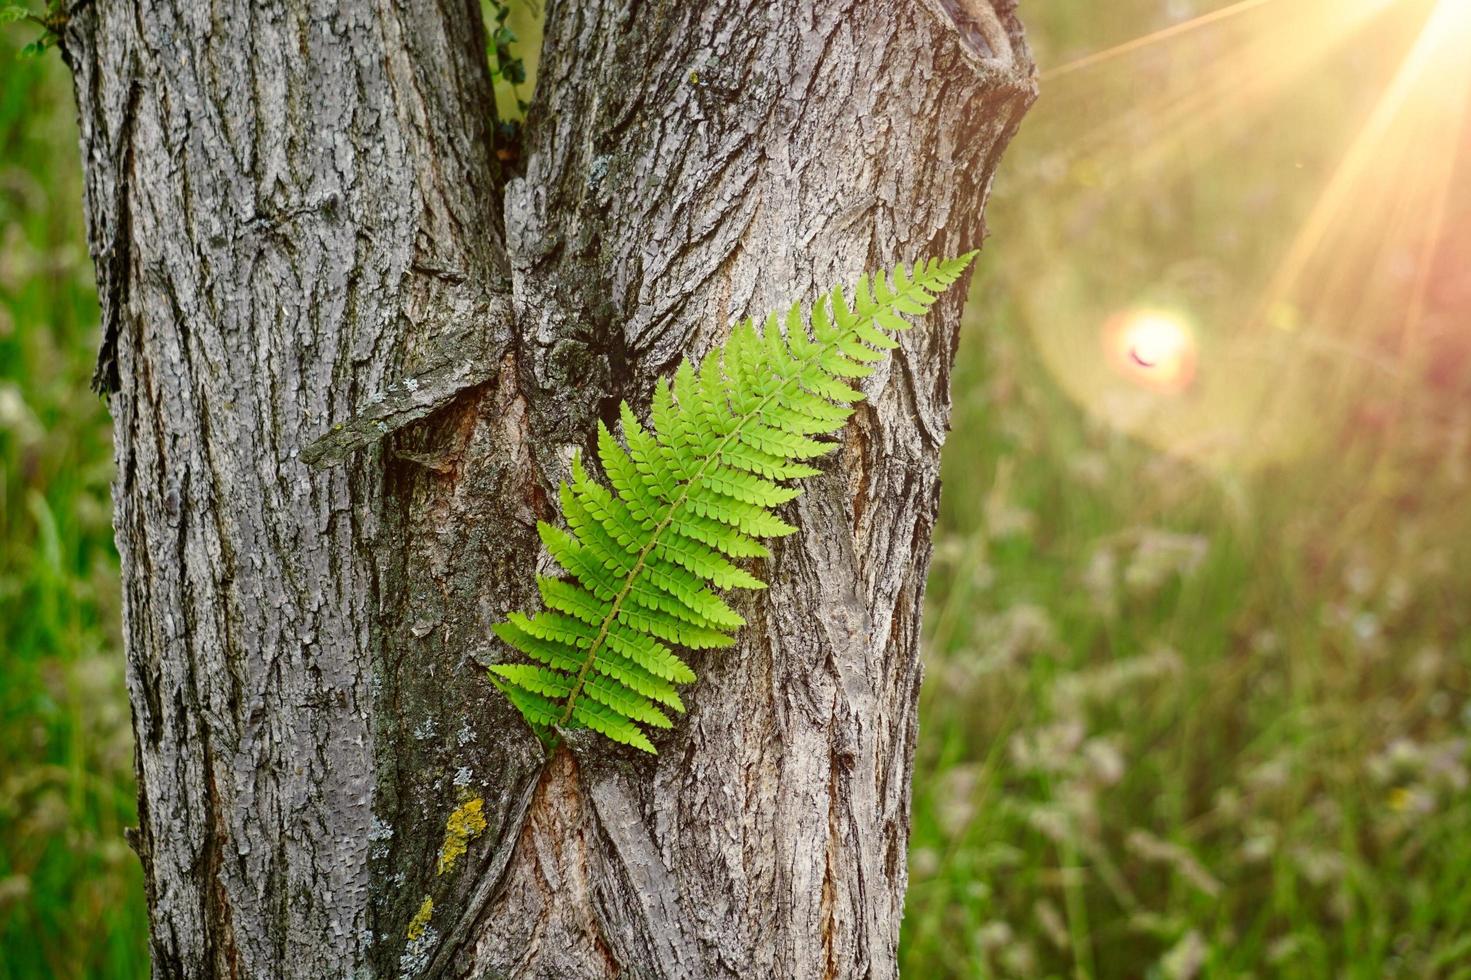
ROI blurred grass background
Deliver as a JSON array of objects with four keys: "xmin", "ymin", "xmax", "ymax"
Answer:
[
  {"xmin": 2, "ymin": 1, "xmax": 1469, "ymax": 977},
  {"xmin": 0, "ymin": 21, "xmax": 145, "ymax": 980}
]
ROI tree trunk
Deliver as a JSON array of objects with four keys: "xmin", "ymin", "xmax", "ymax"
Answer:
[{"xmin": 62, "ymin": 1, "xmax": 1034, "ymax": 977}]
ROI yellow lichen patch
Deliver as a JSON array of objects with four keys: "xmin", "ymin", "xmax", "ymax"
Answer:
[
  {"xmin": 407, "ymin": 896, "xmax": 433, "ymax": 942},
  {"xmin": 437, "ymin": 796, "xmax": 487, "ymax": 875}
]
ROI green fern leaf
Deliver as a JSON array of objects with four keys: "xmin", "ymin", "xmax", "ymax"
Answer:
[{"xmin": 490, "ymin": 254, "xmax": 977, "ymax": 752}]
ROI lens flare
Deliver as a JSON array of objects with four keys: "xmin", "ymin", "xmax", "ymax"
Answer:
[
  {"xmin": 1104, "ymin": 310, "xmax": 1198, "ymax": 393},
  {"xmin": 1006, "ymin": 0, "xmax": 1469, "ymax": 469}
]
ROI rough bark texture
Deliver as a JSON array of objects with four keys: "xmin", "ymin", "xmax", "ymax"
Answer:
[{"xmin": 63, "ymin": 1, "xmax": 1034, "ymax": 978}]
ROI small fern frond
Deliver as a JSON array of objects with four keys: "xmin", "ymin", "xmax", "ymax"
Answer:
[{"xmin": 490, "ymin": 254, "xmax": 977, "ymax": 752}]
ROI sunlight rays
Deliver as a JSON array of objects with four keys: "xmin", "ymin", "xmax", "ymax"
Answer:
[
  {"xmin": 1041, "ymin": 0, "xmax": 1276, "ymax": 81},
  {"xmin": 1265, "ymin": 0, "xmax": 1471, "ymax": 464},
  {"xmin": 1007, "ymin": 0, "xmax": 1471, "ymax": 470},
  {"xmin": 1260, "ymin": 0, "xmax": 1471, "ymax": 378},
  {"xmin": 1029, "ymin": 0, "xmax": 1409, "ymax": 187},
  {"xmin": 1262, "ymin": 0, "xmax": 1471, "ymax": 323}
]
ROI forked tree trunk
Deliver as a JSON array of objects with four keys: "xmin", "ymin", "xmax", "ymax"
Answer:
[{"xmin": 61, "ymin": 2, "xmax": 1034, "ymax": 977}]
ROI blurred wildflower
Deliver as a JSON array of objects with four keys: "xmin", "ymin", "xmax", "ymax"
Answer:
[
  {"xmin": 909, "ymin": 846, "xmax": 940, "ymax": 879},
  {"xmin": 1343, "ymin": 558, "xmax": 1376, "ymax": 597},
  {"xmin": 1409, "ymin": 645, "xmax": 1445, "ymax": 685},
  {"xmin": 0, "ymin": 382, "xmax": 42, "ymax": 446},
  {"xmin": 1127, "ymin": 831, "xmax": 1223, "ymax": 899},
  {"xmin": 1267, "ymin": 935, "xmax": 1303, "ymax": 966},
  {"xmin": 1054, "ymin": 646, "xmax": 1183, "ymax": 713},
  {"xmin": 1067, "ymin": 450, "xmax": 1110, "ymax": 489},
  {"xmin": 997, "ymin": 938, "xmax": 1039, "ymax": 978},
  {"xmin": 1288, "ymin": 845, "xmax": 1345, "ymax": 888},
  {"xmin": 1082, "ymin": 737, "xmax": 1125, "ymax": 786},
  {"xmin": 0, "ymin": 875, "xmax": 30, "ymax": 909},
  {"xmin": 1123, "ymin": 529, "xmax": 1208, "ymax": 597},
  {"xmin": 1033, "ymin": 899, "xmax": 1069, "ymax": 951},
  {"xmin": 1022, "ymin": 804, "xmax": 1074, "ymax": 849},
  {"xmin": 947, "ymin": 605, "xmax": 1060, "ymax": 685},
  {"xmin": 1081, "ymin": 545, "xmax": 1119, "ymax": 619},
  {"xmin": 936, "ymin": 765, "xmax": 981, "ymax": 838},
  {"xmin": 987, "ymin": 605, "xmax": 1059, "ymax": 665},
  {"xmin": 983, "ymin": 458, "xmax": 1036, "ymax": 540},
  {"xmin": 1239, "ymin": 837, "xmax": 1276, "ymax": 865},
  {"xmin": 1159, "ymin": 929, "xmax": 1208, "ymax": 980},
  {"xmin": 1245, "ymin": 752, "xmax": 1293, "ymax": 793},
  {"xmin": 1010, "ymin": 720, "xmax": 1085, "ymax": 776},
  {"xmin": 1386, "ymin": 786, "xmax": 1430, "ymax": 815},
  {"xmin": 1212, "ymin": 785, "xmax": 1244, "ymax": 822},
  {"xmin": 973, "ymin": 919, "xmax": 1014, "ymax": 951},
  {"xmin": 1249, "ymin": 628, "xmax": 1280, "ymax": 654}
]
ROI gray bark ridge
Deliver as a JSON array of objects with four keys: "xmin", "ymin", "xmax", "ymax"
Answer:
[{"xmin": 63, "ymin": 1, "xmax": 1033, "ymax": 978}]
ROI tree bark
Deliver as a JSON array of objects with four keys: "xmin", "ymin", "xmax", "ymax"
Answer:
[{"xmin": 62, "ymin": 1, "xmax": 1034, "ymax": 978}]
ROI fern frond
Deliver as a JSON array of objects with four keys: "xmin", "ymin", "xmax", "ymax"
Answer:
[{"xmin": 490, "ymin": 254, "xmax": 977, "ymax": 752}]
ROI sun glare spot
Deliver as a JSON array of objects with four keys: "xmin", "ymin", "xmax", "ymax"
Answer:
[
  {"xmin": 1016, "ymin": 0, "xmax": 1471, "ymax": 467},
  {"xmin": 1105, "ymin": 310, "xmax": 1198, "ymax": 393}
]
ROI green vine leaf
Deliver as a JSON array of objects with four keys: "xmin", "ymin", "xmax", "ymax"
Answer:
[
  {"xmin": 3, "ymin": 1, "xmax": 65, "ymax": 58},
  {"xmin": 482, "ymin": 0, "xmax": 532, "ymax": 153},
  {"xmin": 490, "ymin": 255, "xmax": 977, "ymax": 753}
]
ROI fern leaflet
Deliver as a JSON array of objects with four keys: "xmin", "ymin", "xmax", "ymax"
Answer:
[{"xmin": 489, "ymin": 254, "xmax": 977, "ymax": 752}]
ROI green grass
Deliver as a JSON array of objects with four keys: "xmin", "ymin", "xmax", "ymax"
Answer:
[
  {"xmin": 902, "ymin": 293, "xmax": 1471, "ymax": 977},
  {"xmin": 0, "ymin": 28, "xmax": 148, "ymax": 980},
  {"xmin": 3, "ymin": 3, "xmax": 1469, "ymax": 978},
  {"xmin": 900, "ymin": 3, "xmax": 1471, "ymax": 976}
]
